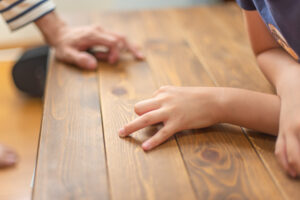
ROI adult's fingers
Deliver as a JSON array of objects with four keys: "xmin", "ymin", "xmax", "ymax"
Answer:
[
  {"xmin": 142, "ymin": 124, "xmax": 175, "ymax": 151},
  {"xmin": 83, "ymin": 30, "xmax": 121, "ymax": 65},
  {"xmin": 124, "ymin": 41, "xmax": 144, "ymax": 60},
  {"xmin": 94, "ymin": 51, "xmax": 109, "ymax": 61},
  {"xmin": 108, "ymin": 46, "xmax": 120, "ymax": 64},
  {"xmin": 105, "ymin": 31, "xmax": 144, "ymax": 60},
  {"xmin": 83, "ymin": 30, "xmax": 119, "ymax": 48},
  {"xmin": 0, "ymin": 145, "xmax": 18, "ymax": 168},
  {"xmin": 86, "ymin": 28, "xmax": 144, "ymax": 62},
  {"xmin": 119, "ymin": 109, "xmax": 166, "ymax": 137},
  {"xmin": 286, "ymin": 133, "xmax": 300, "ymax": 176},
  {"xmin": 134, "ymin": 98, "xmax": 161, "ymax": 116},
  {"xmin": 56, "ymin": 48, "xmax": 98, "ymax": 70}
]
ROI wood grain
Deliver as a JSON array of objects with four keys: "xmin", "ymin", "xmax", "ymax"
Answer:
[
  {"xmin": 34, "ymin": 4, "xmax": 300, "ymax": 200},
  {"xmin": 32, "ymin": 55, "xmax": 109, "ymax": 200},
  {"xmin": 116, "ymin": 10, "xmax": 282, "ymax": 199},
  {"xmin": 175, "ymin": 4, "xmax": 274, "ymax": 93},
  {"xmin": 94, "ymin": 11, "xmax": 198, "ymax": 200},
  {"xmin": 175, "ymin": 3, "xmax": 300, "ymax": 199},
  {"xmin": 98, "ymin": 60, "xmax": 197, "ymax": 200}
]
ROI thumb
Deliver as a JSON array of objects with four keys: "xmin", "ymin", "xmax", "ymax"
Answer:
[{"xmin": 56, "ymin": 48, "xmax": 98, "ymax": 70}]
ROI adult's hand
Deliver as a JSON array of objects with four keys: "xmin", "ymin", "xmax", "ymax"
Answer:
[{"xmin": 36, "ymin": 12, "xmax": 144, "ymax": 69}]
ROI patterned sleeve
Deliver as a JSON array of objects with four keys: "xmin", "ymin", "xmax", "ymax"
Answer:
[
  {"xmin": 0, "ymin": 0, "xmax": 55, "ymax": 31},
  {"xmin": 236, "ymin": 0, "xmax": 256, "ymax": 10}
]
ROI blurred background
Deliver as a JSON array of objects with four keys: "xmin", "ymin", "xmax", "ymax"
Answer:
[
  {"xmin": 0, "ymin": 0, "xmax": 222, "ymax": 51},
  {"xmin": 55, "ymin": 0, "xmax": 220, "ymax": 11}
]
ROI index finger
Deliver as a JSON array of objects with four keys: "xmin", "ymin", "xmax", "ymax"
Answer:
[
  {"xmin": 124, "ymin": 41, "xmax": 145, "ymax": 60},
  {"xmin": 119, "ymin": 109, "xmax": 166, "ymax": 137}
]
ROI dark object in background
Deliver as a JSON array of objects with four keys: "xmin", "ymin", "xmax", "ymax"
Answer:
[{"xmin": 12, "ymin": 45, "xmax": 49, "ymax": 98}]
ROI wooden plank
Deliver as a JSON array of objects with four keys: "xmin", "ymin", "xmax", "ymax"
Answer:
[
  {"xmin": 33, "ymin": 54, "xmax": 109, "ymax": 200},
  {"xmin": 175, "ymin": 4, "xmax": 274, "ymax": 93},
  {"xmin": 98, "ymin": 60, "xmax": 196, "ymax": 200},
  {"xmin": 95, "ymin": 14, "xmax": 197, "ymax": 200},
  {"xmin": 96, "ymin": 8, "xmax": 283, "ymax": 199},
  {"xmin": 147, "ymin": 39, "xmax": 281, "ymax": 199},
  {"xmin": 174, "ymin": 3, "xmax": 300, "ymax": 199},
  {"xmin": 136, "ymin": 10, "xmax": 283, "ymax": 200}
]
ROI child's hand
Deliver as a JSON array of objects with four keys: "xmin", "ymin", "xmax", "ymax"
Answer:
[
  {"xmin": 276, "ymin": 72, "xmax": 300, "ymax": 177},
  {"xmin": 119, "ymin": 86, "xmax": 222, "ymax": 151}
]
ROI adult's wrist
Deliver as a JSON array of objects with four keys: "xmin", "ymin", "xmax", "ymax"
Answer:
[{"xmin": 35, "ymin": 11, "xmax": 67, "ymax": 47}]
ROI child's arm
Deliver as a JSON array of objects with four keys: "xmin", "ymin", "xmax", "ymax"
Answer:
[
  {"xmin": 245, "ymin": 11, "xmax": 300, "ymax": 177},
  {"xmin": 120, "ymin": 87, "xmax": 280, "ymax": 149},
  {"xmin": 244, "ymin": 10, "xmax": 300, "ymax": 92}
]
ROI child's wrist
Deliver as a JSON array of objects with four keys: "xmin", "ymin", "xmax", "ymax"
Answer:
[
  {"xmin": 214, "ymin": 87, "xmax": 241, "ymax": 124},
  {"xmin": 276, "ymin": 67, "xmax": 300, "ymax": 97},
  {"xmin": 201, "ymin": 87, "xmax": 227, "ymax": 124},
  {"xmin": 214, "ymin": 87, "xmax": 228, "ymax": 123}
]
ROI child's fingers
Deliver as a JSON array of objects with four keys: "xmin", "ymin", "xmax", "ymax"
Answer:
[
  {"xmin": 275, "ymin": 134, "xmax": 291, "ymax": 174},
  {"xmin": 119, "ymin": 109, "xmax": 166, "ymax": 137},
  {"xmin": 142, "ymin": 124, "xmax": 175, "ymax": 151},
  {"xmin": 286, "ymin": 133, "xmax": 300, "ymax": 176},
  {"xmin": 134, "ymin": 98, "xmax": 160, "ymax": 116}
]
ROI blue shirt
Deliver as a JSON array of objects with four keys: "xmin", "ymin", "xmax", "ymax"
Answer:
[{"xmin": 236, "ymin": 0, "xmax": 300, "ymax": 62}]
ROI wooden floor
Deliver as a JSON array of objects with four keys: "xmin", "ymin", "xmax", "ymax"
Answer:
[
  {"xmin": 33, "ymin": 3, "xmax": 300, "ymax": 200},
  {"xmin": 0, "ymin": 60, "xmax": 42, "ymax": 200}
]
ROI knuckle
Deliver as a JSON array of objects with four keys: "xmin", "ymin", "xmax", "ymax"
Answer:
[
  {"xmin": 285, "ymin": 122, "xmax": 300, "ymax": 134},
  {"xmin": 159, "ymin": 94, "xmax": 171, "ymax": 102},
  {"xmin": 166, "ymin": 105, "xmax": 176, "ymax": 113},
  {"xmin": 159, "ymin": 85, "xmax": 171, "ymax": 92},
  {"xmin": 160, "ymin": 130, "xmax": 168, "ymax": 136},
  {"xmin": 141, "ymin": 114, "xmax": 151, "ymax": 125},
  {"xmin": 110, "ymin": 36, "xmax": 118, "ymax": 44},
  {"xmin": 117, "ymin": 35, "xmax": 125, "ymax": 41},
  {"xmin": 95, "ymin": 25, "xmax": 103, "ymax": 30},
  {"xmin": 274, "ymin": 148, "xmax": 281, "ymax": 157},
  {"xmin": 123, "ymin": 124, "xmax": 130, "ymax": 132},
  {"xmin": 160, "ymin": 129, "xmax": 173, "ymax": 139},
  {"xmin": 287, "ymin": 157, "xmax": 298, "ymax": 167},
  {"xmin": 92, "ymin": 29, "xmax": 99, "ymax": 35},
  {"xmin": 150, "ymin": 138, "xmax": 160, "ymax": 147},
  {"xmin": 134, "ymin": 104, "xmax": 140, "ymax": 113},
  {"xmin": 293, "ymin": 125, "xmax": 300, "ymax": 133},
  {"xmin": 275, "ymin": 138, "xmax": 283, "ymax": 151}
]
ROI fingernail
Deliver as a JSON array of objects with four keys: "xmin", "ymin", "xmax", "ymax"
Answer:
[
  {"xmin": 87, "ymin": 59, "xmax": 97, "ymax": 69},
  {"xmin": 6, "ymin": 159, "xmax": 16, "ymax": 165},
  {"xmin": 290, "ymin": 170, "xmax": 297, "ymax": 178},
  {"xmin": 142, "ymin": 141, "xmax": 151, "ymax": 151},
  {"xmin": 119, "ymin": 128, "xmax": 125, "ymax": 137},
  {"xmin": 138, "ymin": 52, "xmax": 145, "ymax": 59},
  {"xmin": 5, "ymin": 156, "xmax": 17, "ymax": 165}
]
